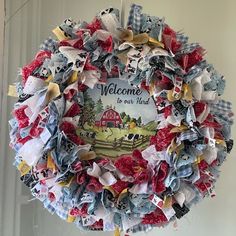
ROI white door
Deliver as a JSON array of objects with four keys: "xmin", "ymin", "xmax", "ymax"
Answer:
[{"xmin": 1, "ymin": 1, "xmax": 236, "ymax": 236}]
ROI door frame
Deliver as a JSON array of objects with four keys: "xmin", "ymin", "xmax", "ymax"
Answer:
[
  {"xmin": 0, "ymin": 1, "xmax": 42, "ymax": 236},
  {"xmin": 0, "ymin": 0, "xmax": 7, "ymax": 234}
]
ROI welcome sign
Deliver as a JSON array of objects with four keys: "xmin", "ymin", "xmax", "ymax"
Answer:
[{"xmin": 79, "ymin": 78, "xmax": 157, "ymax": 158}]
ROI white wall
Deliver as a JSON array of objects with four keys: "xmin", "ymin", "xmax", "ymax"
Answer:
[{"xmin": 1, "ymin": 1, "xmax": 236, "ymax": 236}]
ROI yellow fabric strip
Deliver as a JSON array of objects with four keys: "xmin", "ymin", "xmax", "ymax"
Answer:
[
  {"xmin": 170, "ymin": 125, "xmax": 188, "ymax": 133},
  {"xmin": 8, "ymin": 85, "xmax": 18, "ymax": 97},
  {"xmin": 46, "ymin": 82, "xmax": 61, "ymax": 102},
  {"xmin": 148, "ymin": 36, "xmax": 165, "ymax": 48},
  {"xmin": 215, "ymin": 139, "xmax": 226, "ymax": 147},
  {"xmin": 52, "ymin": 27, "xmax": 69, "ymax": 41},
  {"xmin": 182, "ymin": 83, "xmax": 193, "ymax": 101},
  {"xmin": 163, "ymin": 196, "xmax": 172, "ymax": 208},
  {"xmin": 103, "ymin": 186, "xmax": 118, "ymax": 197},
  {"xmin": 47, "ymin": 154, "xmax": 56, "ymax": 172},
  {"xmin": 17, "ymin": 161, "xmax": 31, "ymax": 176},
  {"xmin": 67, "ymin": 214, "xmax": 76, "ymax": 223},
  {"xmin": 59, "ymin": 176, "xmax": 75, "ymax": 187},
  {"xmin": 67, "ymin": 71, "xmax": 78, "ymax": 84},
  {"xmin": 45, "ymin": 74, "xmax": 53, "ymax": 83},
  {"xmin": 114, "ymin": 226, "xmax": 120, "ymax": 236}
]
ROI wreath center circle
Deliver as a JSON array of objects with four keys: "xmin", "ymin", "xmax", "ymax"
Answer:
[{"xmin": 80, "ymin": 78, "xmax": 157, "ymax": 158}]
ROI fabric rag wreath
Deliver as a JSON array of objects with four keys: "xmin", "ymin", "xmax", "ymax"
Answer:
[{"xmin": 8, "ymin": 4, "xmax": 234, "ymax": 234}]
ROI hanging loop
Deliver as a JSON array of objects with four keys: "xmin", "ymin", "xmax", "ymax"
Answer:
[{"xmin": 120, "ymin": 0, "xmax": 126, "ymax": 27}]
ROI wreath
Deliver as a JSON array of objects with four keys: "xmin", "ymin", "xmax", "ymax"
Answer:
[{"xmin": 8, "ymin": 4, "xmax": 234, "ymax": 234}]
